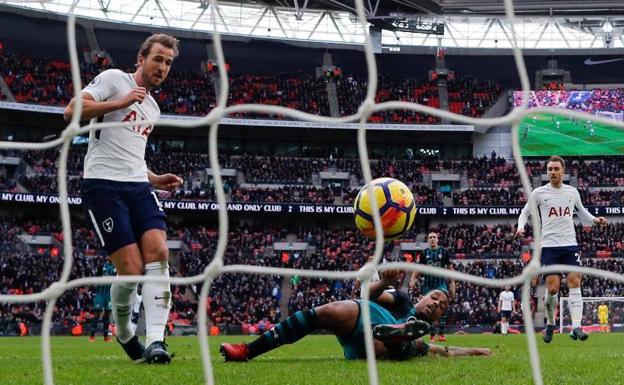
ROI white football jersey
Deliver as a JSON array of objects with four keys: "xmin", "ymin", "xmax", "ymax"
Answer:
[
  {"xmin": 499, "ymin": 290, "xmax": 514, "ymax": 311},
  {"xmin": 518, "ymin": 183, "xmax": 595, "ymax": 247},
  {"xmin": 81, "ymin": 69, "xmax": 160, "ymax": 182}
]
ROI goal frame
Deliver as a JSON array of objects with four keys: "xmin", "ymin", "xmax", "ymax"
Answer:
[{"xmin": 558, "ymin": 296, "xmax": 623, "ymax": 333}]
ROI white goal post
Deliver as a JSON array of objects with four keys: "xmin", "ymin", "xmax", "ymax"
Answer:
[
  {"xmin": 595, "ymin": 110, "xmax": 624, "ymax": 122},
  {"xmin": 559, "ymin": 296, "xmax": 624, "ymax": 333}
]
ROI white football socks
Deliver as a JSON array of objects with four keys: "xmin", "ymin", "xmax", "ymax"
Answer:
[
  {"xmin": 111, "ymin": 280, "xmax": 138, "ymax": 343},
  {"xmin": 131, "ymin": 294, "xmax": 142, "ymax": 335},
  {"xmin": 569, "ymin": 287, "xmax": 583, "ymax": 329},
  {"xmin": 544, "ymin": 291, "xmax": 558, "ymax": 325},
  {"xmin": 142, "ymin": 261, "xmax": 171, "ymax": 347},
  {"xmin": 501, "ymin": 322, "xmax": 508, "ymax": 334}
]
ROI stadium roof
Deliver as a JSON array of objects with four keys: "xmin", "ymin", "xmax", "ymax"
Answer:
[
  {"xmin": 2, "ymin": 0, "xmax": 624, "ymax": 50},
  {"xmin": 251, "ymin": 0, "xmax": 624, "ymax": 16}
]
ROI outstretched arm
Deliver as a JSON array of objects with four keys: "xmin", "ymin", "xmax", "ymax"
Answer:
[
  {"xmin": 368, "ymin": 269, "xmax": 401, "ymax": 304},
  {"xmin": 408, "ymin": 270, "xmax": 419, "ymax": 294},
  {"xmin": 428, "ymin": 343, "xmax": 491, "ymax": 357},
  {"xmin": 375, "ymin": 339, "xmax": 490, "ymax": 360}
]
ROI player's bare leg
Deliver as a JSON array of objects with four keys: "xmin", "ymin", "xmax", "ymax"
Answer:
[
  {"xmin": 543, "ymin": 274, "xmax": 560, "ymax": 343},
  {"xmin": 139, "ymin": 229, "xmax": 172, "ymax": 363},
  {"xmin": 110, "ymin": 244, "xmax": 144, "ymax": 362},
  {"xmin": 567, "ymin": 273, "xmax": 587, "ymax": 341},
  {"xmin": 220, "ymin": 301, "xmax": 360, "ymax": 361}
]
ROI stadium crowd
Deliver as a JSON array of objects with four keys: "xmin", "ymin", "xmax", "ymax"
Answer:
[
  {"xmin": 3, "ymin": 218, "xmax": 624, "ymax": 335},
  {"xmin": 3, "ymin": 148, "xmax": 624, "ymax": 207},
  {"xmin": 580, "ymin": 189, "xmax": 624, "ymax": 206},
  {"xmin": 573, "ymin": 158, "xmax": 624, "ymax": 188},
  {"xmin": 1, "ymin": 51, "xmax": 503, "ymax": 122},
  {"xmin": 230, "ymin": 186, "xmax": 336, "ymax": 204},
  {"xmin": 4, "ymin": 28, "xmax": 624, "ymax": 344},
  {"xmin": 337, "ymin": 75, "xmax": 501, "ymax": 123},
  {"xmin": 177, "ymin": 224, "xmax": 283, "ymax": 330},
  {"xmin": 0, "ymin": 173, "xmax": 16, "ymax": 192},
  {"xmin": 452, "ymin": 188, "xmax": 527, "ymax": 206},
  {"xmin": 232, "ymin": 155, "xmax": 326, "ymax": 184},
  {"xmin": 516, "ymin": 89, "xmax": 624, "ymax": 114},
  {"xmin": 435, "ymin": 223, "xmax": 521, "ymax": 259},
  {"xmin": 0, "ymin": 53, "xmax": 102, "ymax": 106},
  {"xmin": 584, "ymin": 89, "xmax": 624, "ymax": 113}
]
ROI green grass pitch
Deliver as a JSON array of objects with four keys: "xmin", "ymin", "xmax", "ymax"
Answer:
[
  {"xmin": 1, "ymin": 333, "xmax": 622, "ymax": 385},
  {"xmin": 519, "ymin": 114, "xmax": 624, "ymax": 156}
]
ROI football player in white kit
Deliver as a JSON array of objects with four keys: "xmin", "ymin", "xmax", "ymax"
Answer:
[
  {"xmin": 64, "ymin": 34, "xmax": 183, "ymax": 363},
  {"xmin": 516, "ymin": 156, "xmax": 607, "ymax": 344},
  {"xmin": 497, "ymin": 286, "xmax": 515, "ymax": 335}
]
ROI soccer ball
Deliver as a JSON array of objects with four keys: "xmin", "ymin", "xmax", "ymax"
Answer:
[{"xmin": 353, "ymin": 177, "xmax": 416, "ymax": 240}]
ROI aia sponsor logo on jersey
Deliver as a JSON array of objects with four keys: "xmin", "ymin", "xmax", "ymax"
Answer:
[
  {"xmin": 548, "ymin": 206, "xmax": 571, "ymax": 217},
  {"xmin": 122, "ymin": 110, "xmax": 154, "ymax": 137}
]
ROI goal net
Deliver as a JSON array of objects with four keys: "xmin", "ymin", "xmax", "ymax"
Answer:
[
  {"xmin": 595, "ymin": 110, "xmax": 624, "ymax": 122},
  {"xmin": 1, "ymin": 1, "xmax": 624, "ymax": 385},
  {"xmin": 559, "ymin": 296, "xmax": 624, "ymax": 333}
]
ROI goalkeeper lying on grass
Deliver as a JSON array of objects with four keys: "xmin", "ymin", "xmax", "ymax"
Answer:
[{"xmin": 220, "ymin": 269, "xmax": 490, "ymax": 361}]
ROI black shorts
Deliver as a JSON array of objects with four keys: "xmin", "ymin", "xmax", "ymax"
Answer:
[
  {"xmin": 541, "ymin": 246, "xmax": 580, "ymax": 267},
  {"xmin": 500, "ymin": 310, "xmax": 512, "ymax": 319},
  {"xmin": 82, "ymin": 179, "xmax": 167, "ymax": 255}
]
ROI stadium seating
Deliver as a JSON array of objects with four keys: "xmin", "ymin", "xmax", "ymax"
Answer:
[
  {"xmin": 337, "ymin": 75, "xmax": 500, "ymax": 123},
  {"xmin": 452, "ymin": 188, "xmax": 527, "ymax": 206},
  {"xmin": 2, "ymin": 50, "xmax": 624, "ymax": 335},
  {"xmin": 2, "ymin": 217, "xmax": 624, "ymax": 334},
  {"xmin": 517, "ymin": 89, "xmax": 624, "ymax": 114},
  {"xmin": 1, "ymin": 51, "xmax": 501, "ymax": 122},
  {"xmin": 5, "ymin": 149, "xmax": 624, "ymax": 207}
]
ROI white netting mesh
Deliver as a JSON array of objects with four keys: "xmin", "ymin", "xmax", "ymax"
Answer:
[{"xmin": 1, "ymin": 1, "xmax": 624, "ymax": 385}]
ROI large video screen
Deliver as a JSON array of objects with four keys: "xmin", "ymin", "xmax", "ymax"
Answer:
[{"xmin": 512, "ymin": 90, "xmax": 624, "ymax": 156}]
